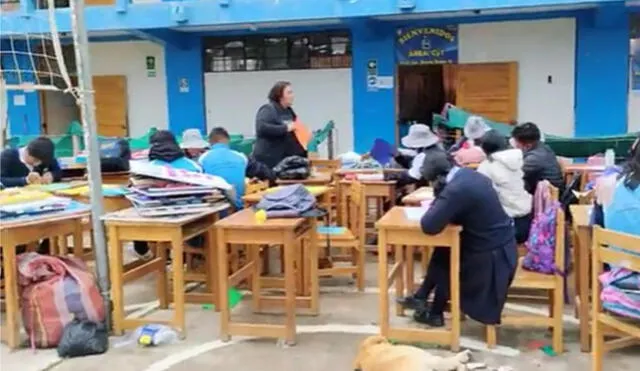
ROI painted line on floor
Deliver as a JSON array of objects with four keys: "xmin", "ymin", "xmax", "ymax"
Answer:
[{"xmin": 143, "ymin": 323, "xmax": 520, "ymax": 371}]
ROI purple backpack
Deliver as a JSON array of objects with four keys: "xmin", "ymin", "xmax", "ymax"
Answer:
[{"xmin": 522, "ymin": 181, "xmax": 562, "ymax": 274}]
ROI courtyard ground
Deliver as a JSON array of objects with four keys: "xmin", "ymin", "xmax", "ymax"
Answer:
[{"xmin": 2, "ymin": 254, "xmax": 639, "ymax": 371}]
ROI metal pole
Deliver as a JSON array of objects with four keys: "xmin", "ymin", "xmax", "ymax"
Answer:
[{"xmin": 69, "ymin": 0, "xmax": 111, "ymax": 327}]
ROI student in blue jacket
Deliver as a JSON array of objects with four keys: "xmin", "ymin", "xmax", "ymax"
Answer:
[{"xmin": 0, "ymin": 137, "xmax": 62, "ymax": 187}]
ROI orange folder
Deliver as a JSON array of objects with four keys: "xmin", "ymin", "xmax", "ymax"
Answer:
[{"xmin": 293, "ymin": 119, "xmax": 311, "ymax": 150}]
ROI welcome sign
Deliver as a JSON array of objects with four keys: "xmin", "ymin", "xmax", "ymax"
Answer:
[{"xmin": 396, "ymin": 26, "xmax": 458, "ymax": 65}]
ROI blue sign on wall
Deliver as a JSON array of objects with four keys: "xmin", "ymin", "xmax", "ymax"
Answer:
[
  {"xmin": 396, "ymin": 26, "xmax": 458, "ymax": 65},
  {"xmin": 632, "ymin": 40, "xmax": 640, "ymax": 91}
]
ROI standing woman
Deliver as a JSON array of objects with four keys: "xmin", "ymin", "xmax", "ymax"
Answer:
[{"xmin": 252, "ymin": 81, "xmax": 306, "ymax": 168}]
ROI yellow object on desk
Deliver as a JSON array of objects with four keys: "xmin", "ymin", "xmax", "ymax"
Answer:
[
  {"xmin": 266, "ymin": 185, "xmax": 328, "ymax": 196},
  {"xmin": 255, "ymin": 209, "xmax": 267, "ymax": 224},
  {"xmin": 0, "ymin": 189, "xmax": 52, "ymax": 206},
  {"xmin": 56, "ymin": 184, "xmax": 125, "ymax": 197}
]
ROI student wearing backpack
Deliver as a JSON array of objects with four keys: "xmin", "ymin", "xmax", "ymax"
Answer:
[
  {"xmin": 477, "ymin": 130, "xmax": 533, "ymax": 243},
  {"xmin": 397, "ymin": 148, "xmax": 517, "ymax": 327}
]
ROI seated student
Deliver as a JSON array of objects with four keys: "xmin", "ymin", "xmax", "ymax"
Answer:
[
  {"xmin": 199, "ymin": 127, "xmax": 247, "ymax": 209},
  {"xmin": 397, "ymin": 148, "xmax": 517, "ymax": 327},
  {"xmin": 180, "ymin": 129, "xmax": 209, "ymax": 160},
  {"xmin": 133, "ymin": 130, "xmax": 202, "ymax": 260},
  {"xmin": 510, "ymin": 122, "xmax": 564, "ymax": 195},
  {"xmin": 385, "ymin": 124, "xmax": 440, "ymax": 188},
  {"xmin": 0, "ymin": 136, "xmax": 62, "ymax": 187},
  {"xmin": 448, "ymin": 116, "xmax": 490, "ymax": 154},
  {"xmin": 148, "ymin": 130, "xmax": 202, "ymax": 172},
  {"xmin": 477, "ymin": 130, "xmax": 533, "ymax": 243}
]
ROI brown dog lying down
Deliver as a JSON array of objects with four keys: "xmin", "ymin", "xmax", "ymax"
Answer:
[{"xmin": 353, "ymin": 335, "xmax": 471, "ymax": 371}]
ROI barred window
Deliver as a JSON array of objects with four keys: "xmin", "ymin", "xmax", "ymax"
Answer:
[{"xmin": 203, "ymin": 31, "xmax": 351, "ymax": 73}]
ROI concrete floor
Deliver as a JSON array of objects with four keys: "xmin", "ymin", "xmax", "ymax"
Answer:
[{"xmin": 2, "ymin": 254, "xmax": 639, "ymax": 371}]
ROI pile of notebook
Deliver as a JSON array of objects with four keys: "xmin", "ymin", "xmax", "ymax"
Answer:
[
  {"xmin": 126, "ymin": 161, "xmax": 232, "ymax": 217},
  {"xmin": 0, "ymin": 189, "xmax": 76, "ymax": 220}
]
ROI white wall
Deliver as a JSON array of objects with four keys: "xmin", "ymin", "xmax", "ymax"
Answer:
[
  {"xmin": 459, "ymin": 18, "xmax": 576, "ymax": 136},
  {"xmin": 90, "ymin": 41, "xmax": 168, "ymax": 137},
  {"xmin": 43, "ymin": 91, "xmax": 79, "ymax": 135},
  {"xmin": 204, "ymin": 69, "xmax": 353, "ymax": 155}
]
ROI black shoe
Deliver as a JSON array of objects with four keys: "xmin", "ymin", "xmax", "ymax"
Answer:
[
  {"xmin": 395, "ymin": 295, "xmax": 427, "ymax": 311},
  {"xmin": 413, "ymin": 309, "xmax": 445, "ymax": 327}
]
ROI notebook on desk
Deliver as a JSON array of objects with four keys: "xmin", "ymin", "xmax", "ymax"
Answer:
[{"xmin": 403, "ymin": 207, "xmax": 429, "ymax": 221}]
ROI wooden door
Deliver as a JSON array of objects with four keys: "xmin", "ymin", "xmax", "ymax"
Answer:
[
  {"xmin": 455, "ymin": 62, "xmax": 518, "ymax": 123},
  {"xmin": 92, "ymin": 75, "xmax": 128, "ymax": 137}
]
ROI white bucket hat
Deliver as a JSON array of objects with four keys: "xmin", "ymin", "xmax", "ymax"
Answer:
[
  {"xmin": 180, "ymin": 129, "xmax": 209, "ymax": 149},
  {"xmin": 401, "ymin": 124, "xmax": 440, "ymax": 149},
  {"xmin": 464, "ymin": 116, "xmax": 491, "ymax": 140}
]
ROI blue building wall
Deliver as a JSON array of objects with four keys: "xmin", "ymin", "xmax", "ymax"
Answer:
[{"xmin": 1, "ymin": 1, "xmax": 636, "ymax": 150}]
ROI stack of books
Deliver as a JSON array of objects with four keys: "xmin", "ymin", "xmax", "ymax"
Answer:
[
  {"xmin": 126, "ymin": 161, "xmax": 232, "ymax": 217},
  {"xmin": 0, "ymin": 189, "xmax": 75, "ymax": 220}
]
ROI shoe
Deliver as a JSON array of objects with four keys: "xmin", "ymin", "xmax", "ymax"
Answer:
[
  {"xmin": 413, "ymin": 309, "xmax": 445, "ymax": 327},
  {"xmin": 395, "ymin": 295, "xmax": 428, "ymax": 311}
]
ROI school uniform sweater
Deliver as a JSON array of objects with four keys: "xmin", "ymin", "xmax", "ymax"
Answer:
[
  {"xmin": 0, "ymin": 148, "xmax": 62, "ymax": 187},
  {"xmin": 420, "ymin": 167, "xmax": 517, "ymax": 324}
]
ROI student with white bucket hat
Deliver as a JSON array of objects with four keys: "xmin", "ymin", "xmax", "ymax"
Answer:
[
  {"xmin": 388, "ymin": 124, "xmax": 441, "ymax": 187},
  {"xmin": 180, "ymin": 128, "xmax": 210, "ymax": 160}
]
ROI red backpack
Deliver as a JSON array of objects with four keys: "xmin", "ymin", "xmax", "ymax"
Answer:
[{"xmin": 18, "ymin": 253, "xmax": 105, "ymax": 348}]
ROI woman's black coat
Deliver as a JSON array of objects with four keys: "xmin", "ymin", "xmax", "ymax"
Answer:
[{"xmin": 252, "ymin": 102, "xmax": 306, "ymax": 168}]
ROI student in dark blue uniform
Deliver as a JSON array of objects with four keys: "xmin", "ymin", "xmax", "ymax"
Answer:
[
  {"xmin": 0, "ymin": 137, "xmax": 62, "ymax": 187},
  {"xmin": 398, "ymin": 147, "xmax": 517, "ymax": 327}
]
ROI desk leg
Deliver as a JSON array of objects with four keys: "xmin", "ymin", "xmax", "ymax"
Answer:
[
  {"xmin": 450, "ymin": 242, "xmax": 461, "ymax": 352},
  {"xmin": 107, "ymin": 227, "xmax": 125, "ymax": 335},
  {"xmin": 217, "ymin": 230, "xmax": 230, "ymax": 341},
  {"xmin": 72, "ymin": 220, "xmax": 84, "ymax": 259},
  {"xmin": 378, "ymin": 231, "xmax": 389, "ymax": 337},
  {"xmin": 206, "ymin": 225, "xmax": 219, "ymax": 312},
  {"xmin": 3, "ymin": 243, "xmax": 20, "ymax": 348},
  {"xmin": 171, "ymin": 231, "xmax": 186, "ymax": 337},
  {"xmin": 405, "ymin": 246, "xmax": 415, "ymax": 295},
  {"xmin": 283, "ymin": 231, "xmax": 297, "ymax": 345},
  {"xmin": 250, "ymin": 245, "xmax": 262, "ymax": 311},
  {"xmin": 577, "ymin": 228, "xmax": 591, "ymax": 352},
  {"xmin": 309, "ymin": 219, "xmax": 320, "ymax": 315},
  {"xmin": 157, "ymin": 243, "xmax": 169, "ymax": 309},
  {"xmin": 395, "ymin": 245, "xmax": 405, "ymax": 317}
]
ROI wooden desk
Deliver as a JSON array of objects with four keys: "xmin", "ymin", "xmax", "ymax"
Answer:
[
  {"xmin": 215, "ymin": 208, "xmax": 319, "ymax": 345},
  {"xmin": 102, "ymin": 203, "xmax": 229, "ymax": 336},
  {"xmin": 276, "ymin": 173, "xmax": 332, "ymax": 186},
  {"xmin": 375, "ymin": 207, "xmax": 462, "ymax": 351},
  {"xmin": 0, "ymin": 208, "xmax": 89, "ymax": 349},
  {"xmin": 334, "ymin": 168, "xmax": 406, "ymax": 177},
  {"xmin": 101, "ymin": 171, "xmax": 130, "ymax": 185},
  {"xmin": 338, "ymin": 179, "xmax": 396, "ymax": 249},
  {"xmin": 570, "ymin": 204, "xmax": 593, "ymax": 352},
  {"xmin": 401, "ymin": 187, "xmax": 434, "ymax": 206}
]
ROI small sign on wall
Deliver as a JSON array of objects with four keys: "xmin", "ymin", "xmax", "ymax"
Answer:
[
  {"xmin": 366, "ymin": 59, "xmax": 378, "ymax": 92},
  {"xmin": 179, "ymin": 78, "xmax": 189, "ymax": 93},
  {"xmin": 146, "ymin": 56, "xmax": 156, "ymax": 77}
]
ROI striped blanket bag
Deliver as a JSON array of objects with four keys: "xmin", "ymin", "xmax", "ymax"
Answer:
[
  {"xmin": 17, "ymin": 253, "xmax": 105, "ymax": 348},
  {"xmin": 600, "ymin": 267, "xmax": 640, "ymax": 320}
]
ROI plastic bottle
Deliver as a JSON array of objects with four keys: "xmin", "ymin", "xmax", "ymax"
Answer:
[
  {"xmin": 135, "ymin": 324, "xmax": 179, "ymax": 347},
  {"xmin": 604, "ymin": 149, "xmax": 615, "ymax": 167}
]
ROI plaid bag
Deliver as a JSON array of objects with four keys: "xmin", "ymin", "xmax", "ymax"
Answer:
[{"xmin": 18, "ymin": 253, "xmax": 105, "ymax": 348}]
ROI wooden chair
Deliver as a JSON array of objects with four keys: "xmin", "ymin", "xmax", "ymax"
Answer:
[
  {"xmin": 314, "ymin": 180, "xmax": 366, "ymax": 291},
  {"xmin": 486, "ymin": 184, "xmax": 566, "ymax": 354},
  {"xmin": 591, "ymin": 227, "xmax": 640, "ymax": 371}
]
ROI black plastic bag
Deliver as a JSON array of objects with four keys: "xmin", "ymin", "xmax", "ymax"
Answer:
[
  {"xmin": 100, "ymin": 139, "xmax": 131, "ymax": 172},
  {"xmin": 274, "ymin": 156, "xmax": 310, "ymax": 180},
  {"xmin": 57, "ymin": 319, "xmax": 109, "ymax": 358}
]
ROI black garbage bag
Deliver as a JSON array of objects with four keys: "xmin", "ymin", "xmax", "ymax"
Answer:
[
  {"xmin": 100, "ymin": 138, "xmax": 131, "ymax": 173},
  {"xmin": 273, "ymin": 156, "xmax": 310, "ymax": 180},
  {"xmin": 57, "ymin": 319, "xmax": 109, "ymax": 358}
]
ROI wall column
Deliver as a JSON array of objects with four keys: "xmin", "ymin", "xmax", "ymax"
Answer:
[
  {"xmin": 1, "ymin": 39, "xmax": 41, "ymax": 137},
  {"xmin": 575, "ymin": 5, "xmax": 630, "ymax": 136},
  {"xmin": 164, "ymin": 36, "xmax": 206, "ymax": 136},
  {"xmin": 350, "ymin": 21, "xmax": 396, "ymax": 153}
]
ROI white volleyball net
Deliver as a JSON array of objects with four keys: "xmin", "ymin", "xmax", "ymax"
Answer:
[{"xmin": 0, "ymin": 0, "xmax": 78, "ymax": 97}]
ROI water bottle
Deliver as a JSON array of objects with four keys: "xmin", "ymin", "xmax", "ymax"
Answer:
[
  {"xmin": 135, "ymin": 324, "xmax": 179, "ymax": 347},
  {"xmin": 604, "ymin": 149, "xmax": 615, "ymax": 167}
]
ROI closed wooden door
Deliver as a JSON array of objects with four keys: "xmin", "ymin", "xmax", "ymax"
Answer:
[
  {"xmin": 92, "ymin": 75, "xmax": 128, "ymax": 137},
  {"xmin": 455, "ymin": 62, "xmax": 518, "ymax": 123}
]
